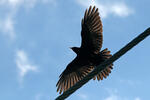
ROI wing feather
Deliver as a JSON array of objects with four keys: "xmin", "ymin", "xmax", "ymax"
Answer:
[
  {"xmin": 56, "ymin": 65, "xmax": 94, "ymax": 94},
  {"xmin": 81, "ymin": 6, "xmax": 103, "ymax": 54}
]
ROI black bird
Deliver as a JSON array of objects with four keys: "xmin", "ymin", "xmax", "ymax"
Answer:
[{"xmin": 56, "ymin": 6, "xmax": 113, "ymax": 94}]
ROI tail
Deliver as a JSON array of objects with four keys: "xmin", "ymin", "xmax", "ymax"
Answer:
[{"xmin": 93, "ymin": 48, "xmax": 113, "ymax": 81}]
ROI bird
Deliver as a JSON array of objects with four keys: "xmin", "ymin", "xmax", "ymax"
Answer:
[{"xmin": 56, "ymin": 6, "xmax": 113, "ymax": 94}]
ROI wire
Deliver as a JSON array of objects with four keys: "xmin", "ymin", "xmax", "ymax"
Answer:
[{"xmin": 55, "ymin": 27, "xmax": 150, "ymax": 100}]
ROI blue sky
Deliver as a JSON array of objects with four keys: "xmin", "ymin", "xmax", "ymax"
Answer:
[{"xmin": 0, "ymin": 0, "xmax": 150, "ymax": 100}]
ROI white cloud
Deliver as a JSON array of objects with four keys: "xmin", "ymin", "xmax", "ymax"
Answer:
[
  {"xmin": 76, "ymin": 0, "xmax": 134, "ymax": 18},
  {"xmin": 0, "ymin": 0, "xmax": 56, "ymax": 11},
  {"xmin": 7, "ymin": 0, "xmax": 21, "ymax": 7},
  {"xmin": 0, "ymin": 16, "xmax": 15, "ymax": 39},
  {"xmin": 15, "ymin": 50, "xmax": 38, "ymax": 82},
  {"xmin": 77, "ymin": 93, "xmax": 88, "ymax": 100},
  {"xmin": 119, "ymin": 79, "xmax": 142, "ymax": 87},
  {"xmin": 104, "ymin": 88, "xmax": 123, "ymax": 100},
  {"xmin": 35, "ymin": 93, "xmax": 43, "ymax": 100},
  {"xmin": 35, "ymin": 93, "xmax": 50, "ymax": 100},
  {"xmin": 0, "ymin": 0, "xmax": 36, "ymax": 8},
  {"xmin": 104, "ymin": 88, "xmax": 141, "ymax": 100},
  {"xmin": 120, "ymin": 79, "xmax": 135, "ymax": 85},
  {"xmin": 111, "ymin": 3, "xmax": 132, "ymax": 17},
  {"xmin": 104, "ymin": 95, "xmax": 120, "ymax": 100},
  {"xmin": 135, "ymin": 97, "xmax": 141, "ymax": 100},
  {"xmin": 0, "ymin": 0, "xmax": 56, "ymax": 39},
  {"xmin": 104, "ymin": 95, "xmax": 141, "ymax": 100}
]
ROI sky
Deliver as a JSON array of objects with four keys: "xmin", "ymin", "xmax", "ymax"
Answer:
[{"xmin": 0, "ymin": 0, "xmax": 150, "ymax": 100}]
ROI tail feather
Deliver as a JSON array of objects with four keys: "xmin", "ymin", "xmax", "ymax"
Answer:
[{"xmin": 93, "ymin": 48, "xmax": 113, "ymax": 81}]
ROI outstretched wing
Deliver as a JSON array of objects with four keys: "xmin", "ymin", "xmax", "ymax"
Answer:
[
  {"xmin": 81, "ymin": 6, "xmax": 103, "ymax": 54},
  {"xmin": 56, "ymin": 65, "xmax": 93, "ymax": 94}
]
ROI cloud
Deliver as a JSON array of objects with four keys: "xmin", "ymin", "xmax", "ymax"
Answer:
[
  {"xmin": 104, "ymin": 88, "xmax": 141, "ymax": 100},
  {"xmin": 15, "ymin": 50, "xmax": 38, "ymax": 82},
  {"xmin": 110, "ymin": 3, "xmax": 132, "ymax": 17},
  {"xmin": 104, "ymin": 95, "xmax": 120, "ymax": 100},
  {"xmin": 0, "ymin": 0, "xmax": 37, "ymax": 8},
  {"xmin": 135, "ymin": 97, "xmax": 141, "ymax": 100},
  {"xmin": 119, "ymin": 79, "xmax": 142, "ymax": 87},
  {"xmin": 0, "ymin": 16, "xmax": 15, "ymax": 39},
  {"xmin": 0, "ymin": 0, "xmax": 56, "ymax": 39},
  {"xmin": 0, "ymin": 0, "xmax": 56, "ymax": 11},
  {"xmin": 76, "ymin": 0, "xmax": 134, "ymax": 18},
  {"xmin": 104, "ymin": 95, "xmax": 141, "ymax": 100},
  {"xmin": 77, "ymin": 93, "xmax": 88, "ymax": 100},
  {"xmin": 35, "ymin": 93, "xmax": 43, "ymax": 100},
  {"xmin": 104, "ymin": 88, "xmax": 123, "ymax": 100},
  {"xmin": 35, "ymin": 93, "xmax": 51, "ymax": 100}
]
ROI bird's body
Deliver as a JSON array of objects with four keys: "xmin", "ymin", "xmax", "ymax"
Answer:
[
  {"xmin": 56, "ymin": 6, "xmax": 113, "ymax": 94},
  {"xmin": 62, "ymin": 48, "xmax": 97, "ymax": 76}
]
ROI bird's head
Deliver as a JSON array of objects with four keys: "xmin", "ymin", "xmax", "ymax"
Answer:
[{"xmin": 70, "ymin": 47, "xmax": 80, "ymax": 54}]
